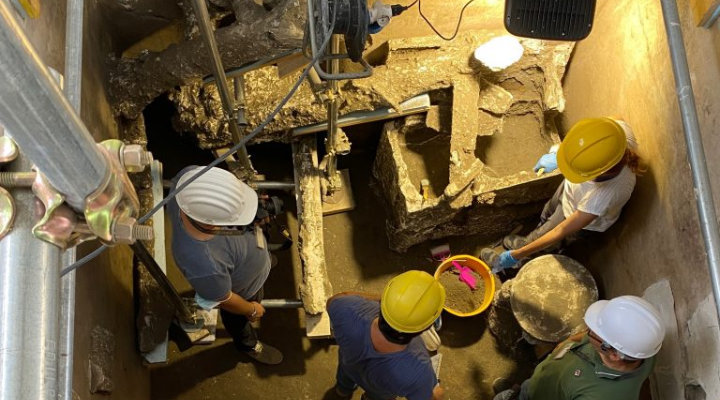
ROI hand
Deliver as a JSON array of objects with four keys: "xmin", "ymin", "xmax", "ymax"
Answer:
[
  {"xmin": 492, "ymin": 251, "xmax": 518, "ymax": 273},
  {"xmin": 533, "ymin": 153, "xmax": 558, "ymax": 173},
  {"xmin": 248, "ymin": 301, "xmax": 266, "ymax": 322}
]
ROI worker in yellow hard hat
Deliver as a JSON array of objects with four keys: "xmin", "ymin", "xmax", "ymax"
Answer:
[
  {"xmin": 326, "ymin": 270, "xmax": 446, "ymax": 400},
  {"xmin": 481, "ymin": 117, "xmax": 645, "ymax": 273}
]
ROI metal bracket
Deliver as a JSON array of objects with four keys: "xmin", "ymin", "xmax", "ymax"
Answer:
[
  {"xmin": 31, "ymin": 171, "xmax": 93, "ymax": 249},
  {"xmin": 304, "ymin": 0, "xmax": 373, "ymax": 80}
]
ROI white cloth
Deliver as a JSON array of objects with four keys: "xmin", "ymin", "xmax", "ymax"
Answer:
[
  {"xmin": 561, "ymin": 166, "xmax": 636, "ymax": 232},
  {"xmin": 195, "ymin": 292, "xmax": 221, "ymax": 310}
]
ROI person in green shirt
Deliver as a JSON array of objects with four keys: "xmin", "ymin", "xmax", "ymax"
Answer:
[{"xmin": 495, "ymin": 295, "xmax": 665, "ymax": 400}]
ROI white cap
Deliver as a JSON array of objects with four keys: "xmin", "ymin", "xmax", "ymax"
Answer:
[
  {"xmin": 175, "ymin": 166, "xmax": 258, "ymax": 226},
  {"xmin": 584, "ymin": 296, "xmax": 665, "ymax": 359}
]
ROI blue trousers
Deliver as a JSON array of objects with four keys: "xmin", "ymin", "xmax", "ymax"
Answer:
[{"xmin": 335, "ymin": 361, "xmax": 396, "ymax": 400}]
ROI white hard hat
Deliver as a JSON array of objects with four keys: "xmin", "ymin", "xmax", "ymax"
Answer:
[
  {"xmin": 175, "ymin": 166, "xmax": 258, "ymax": 226},
  {"xmin": 584, "ymin": 296, "xmax": 665, "ymax": 359}
]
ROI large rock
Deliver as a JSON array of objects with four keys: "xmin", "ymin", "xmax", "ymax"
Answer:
[
  {"xmin": 166, "ymin": 32, "xmax": 573, "ymax": 149},
  {"xmin": 369, "ymin": 35, "xmax": 573, "ymax": 251}
]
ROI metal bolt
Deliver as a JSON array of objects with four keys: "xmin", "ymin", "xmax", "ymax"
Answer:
[
  {"xmin": 121, "ymin": 144, "xmax": 153, "ymax": 173},
  {"xmin": 132, "ymin": 224, "xmax": 154, "ymax": 241},
  {"xmin": 0, "ymin": 172, "xmax": 36, "ymax": 187},
  {"xmin": 112, "ymin": 216, "xmax": 154, "ymax": 244}
]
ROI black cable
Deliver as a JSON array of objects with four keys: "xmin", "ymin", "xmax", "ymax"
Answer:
[
  {"xmin": 60, "ymin": 8, "xmax": 338, "ymax": 277},
  {"xmin": 416, "ymin": 0, "xmax": 475, "ymax": 41}
]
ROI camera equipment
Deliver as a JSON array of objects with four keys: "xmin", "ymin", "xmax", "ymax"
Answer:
[{"xmin": 256, "ymin": 195, "xmax": 284, "ymax": 221}]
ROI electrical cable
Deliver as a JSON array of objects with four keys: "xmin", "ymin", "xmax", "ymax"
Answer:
[
  {"xmin": 416, "ymin": 0, "xmax": 475, "ymax": 41},
  {"xmin": 60, "ymin": 7, "xmax": 338, "ymax": 277}
]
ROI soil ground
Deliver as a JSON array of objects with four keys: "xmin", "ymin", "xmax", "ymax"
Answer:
[
  {"xmin": 400, "ymin": 127, "xmax": 451, "ymax": 199},
  {"xmin": 149, "ymin": 125, "xmax": 537, "ymax": 399},
  {"xmin": 475, "ymin": 112, "xmax": 555, "ymax": 178},
  {"xmin": 439, "ymin": 269, "xmax": 486, "ymax": 314}
]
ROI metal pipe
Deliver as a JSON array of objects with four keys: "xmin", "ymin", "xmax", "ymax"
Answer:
[
  {"xmin": 129, "ymin": 242, "xmax": 197, "ymax": 324},
  {"xmin": 163, "ymin": 179, "xmax": 294, "ymax": 191},
  {"xmin": 202, "ymin": 50, "xmax": 300, "ymax": 85},
  {"xmin": 0, "ymin": 153, "xmax": 63, "ymax": 400},
  {"xmin": 58, "ymin": 251, "xmax": 76, "ymax": 400},
  {"xmin": 292, "ymin": 94, "xmax": 432, "ymax": 136},
  {"xmin": 261, "ymin": 299, "xmax": 304, "ymax": 308},
  {"xmin": 59, "ymin": 0, "xmax": 84, "ymax": 396},
  {"xmin": 322, "ymin": 35, "xmax": 341, "ymax": 185},
  {"xmin": 699, "ymin": 0, "xmax": 720, "ymax": 28},
  {"xmin": 660, "ymin": 0, "xmax": 720, "ymax": 330},
  {"xmin": 233, "ymin": 76, "xmax": 247, "ymax": 127},
  {"xmin": 0, "ymin": 2, "xmax": 108, "ymax": 210},
  {"xmin": 190, "ymin": 0, "xmax": 254, "ymax": 178},
  {"xmin": 255, "ymin": 181, "xmax": 296, "ymax": 191}
]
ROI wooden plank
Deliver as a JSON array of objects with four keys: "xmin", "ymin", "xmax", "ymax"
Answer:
[
  {"xmin": 142, "ymin": 161, "xmax": 170, "ymax": 363},
  {"xmin": 276, "ymin": 51, "xmax": 310, "ymax": 78},
  {"xmin": 305, "ymin": 311, "xmax": 332, "ymax": 339},
  {"xmin": 292, "ymin": 136, "xmax": 333, "ymax": 337},
  {"xmin": 322, "ymin": 169, "xmax": 356, "ymax": 215}
]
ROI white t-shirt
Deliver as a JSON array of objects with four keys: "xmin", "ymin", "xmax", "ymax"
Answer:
[{"xmin": 561, "ymin": 166, "xmax": 636, "ymax": 232}]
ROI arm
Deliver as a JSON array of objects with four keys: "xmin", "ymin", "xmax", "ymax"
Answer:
[
  {"xmin": 511, "ymin": 210, "xmax": 597, "ymax": 260},
  {"xmin": 218, "ymin": 292, "xmax": 265, "ymax": 322},
  {"xmin": 326, "ymin": 291, "xmax": 380, "ymax": 308},
  {"xmin": 432, "ymin": 384, "xmax": 444, "ymax": 400}
]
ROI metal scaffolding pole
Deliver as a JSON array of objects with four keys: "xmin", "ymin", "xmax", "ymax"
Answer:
[
  {"xmin": 0, "ymin": 153, "xmax": 63, "ymax": 400},
  {"xmin": 0, "ymin": 2, "xmax": 109, "ymax": 399},
  {"xmin": 190, "ymin": 0, "xmax": 254, "ymax": 179},
  {"xmin": 59, "ymin": 0, "xmax": 84, "ymax": 398},
  {"xmin": 660, "ymin": 0, "xmax": 720, "ymax": 329},
  {"xmin": 0, "ymin": 1, "xmax": 108, "ymax": 211}
]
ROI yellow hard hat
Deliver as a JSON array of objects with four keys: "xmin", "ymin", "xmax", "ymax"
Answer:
[
  {"xmin": 557, "ymin": 118, "xmax": 627, "ymax": 183},
  {"xmin": 380, "ymin": 270, "xmax": 446, "ymax": 333}
]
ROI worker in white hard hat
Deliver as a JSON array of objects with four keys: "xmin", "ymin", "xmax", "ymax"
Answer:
[
  {"xmin": 168, "ymin": 165, "xmax": 282, "ymax": 365},
  {"xmin": 326, "ymin": 271, "xmax": 446, "ymax": 400},
  {"xmin": 481, "ymin": 117, "xmax": 645, "ymax": 273},
  {"xmin": 494, "ymin": 295, "xmax": 665, "ymax": 400}
]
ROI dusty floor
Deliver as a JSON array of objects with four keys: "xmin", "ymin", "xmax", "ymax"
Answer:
[{"xmin": 150, "ymin": 127, "xmax": 537, "ymax": 399}]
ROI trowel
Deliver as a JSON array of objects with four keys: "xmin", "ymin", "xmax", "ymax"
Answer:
[{"xmin": 451, "ymin": 260, "xmax": 477, "ymax": 290}]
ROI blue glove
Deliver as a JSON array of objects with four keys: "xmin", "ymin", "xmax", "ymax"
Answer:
[
  {"xmin": 533, "ymin": 153, "xmax": 558, "ymax": 173},
  {"xmin": 492, "ymin": 251, "xmax": 518, "ymax": 273}
]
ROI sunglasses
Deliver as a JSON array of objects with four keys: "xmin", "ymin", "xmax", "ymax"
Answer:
[{"xmin": 587, "ymin": 330, "xmax": 613, "ymax": 352}]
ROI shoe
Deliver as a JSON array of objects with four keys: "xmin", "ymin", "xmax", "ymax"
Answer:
[
  {"xmin": 244, "ymin": 341, "xmax": 283, "ymax": 365},
  {"xmin": 333, "ymin": 386, "xmax": 354, "ymax": 399},
  {"xmin": 492, "ymin": 377, "xmax": 512, "ymax": 394},
  {"xmin": 502, "ymin": 234, "xmax": 527, "ymax": 250},
  {"xmin": 480, "ymin": 248, "xmax": 499, "ymax": 267},
  {"xmin": 493, "ymin": 388, "xmax": 519, "ymax": 400},
  {"xmin": 270, "ymin": 254, "xmax": 278, "ymax": 268}
]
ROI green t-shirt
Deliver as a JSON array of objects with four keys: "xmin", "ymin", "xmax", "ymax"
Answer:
[{"xmin": 527, "ymin": 335, "xmax": 655, "ymax": 400}]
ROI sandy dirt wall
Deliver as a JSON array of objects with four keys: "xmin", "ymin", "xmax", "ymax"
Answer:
[
  {"xmin": 563, "ymin": 0, "xmax": 720, "ymax": 398},
  {"xmin": 17, "ymin": 1, "xmax": 152, "ymax": 399},
  {"xmin": 75, "ymin": 0, "xmax": 153, "ymax": 398}
]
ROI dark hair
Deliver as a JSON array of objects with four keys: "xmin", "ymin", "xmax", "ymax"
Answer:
[{"xmin": 378, "ymin": 313, "xmax": 422, "ymax": 345}]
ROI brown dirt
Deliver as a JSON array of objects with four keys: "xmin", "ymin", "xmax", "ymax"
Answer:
[
  {"xmin": 438, "ymin": 268, "xmax": 486, "ymax": 314},
  {"xmin": 399, "ymin": 127, "xmax": 451, "ymax": 199},
  {"xmin": 475, "ymin": 107, "xmax": 555, "ymax": 178}
]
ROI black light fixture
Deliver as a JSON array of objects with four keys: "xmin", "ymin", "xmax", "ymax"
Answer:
[{"xmin": 504, "ymin": 0, "xmax": 597, "ymax": 41}]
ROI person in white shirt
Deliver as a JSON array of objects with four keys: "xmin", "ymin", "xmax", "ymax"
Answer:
[{"xmin": 481, "ymin": 118, "xmax": 644, "ymax": 273}]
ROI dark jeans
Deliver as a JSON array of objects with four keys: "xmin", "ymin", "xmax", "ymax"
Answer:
[
  {"xmin": 220, "ymin": 288, "xmax": 263, "ymax": 352},
  {"xmin": 336, "ymin": 361, "xmax": 396, "ymax": 400},
  {"xmin": 523, "ymin": 183, "xmax": 598, "ymax": 254}
]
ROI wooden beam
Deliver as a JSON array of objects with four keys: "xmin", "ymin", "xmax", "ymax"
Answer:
[{"xmin": 292, "ymin": 136, "xmax": 333, "ymax": 337}]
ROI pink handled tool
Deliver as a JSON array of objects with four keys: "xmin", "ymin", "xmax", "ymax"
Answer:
[{"xmin": 451, "ymin": 260, "xmax": 477, "ymax": 290}]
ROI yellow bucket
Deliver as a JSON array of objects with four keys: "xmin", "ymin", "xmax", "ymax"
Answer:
[{"xmin": 434, "ymin": 254, "xmax": 495, "ymax": 317}]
